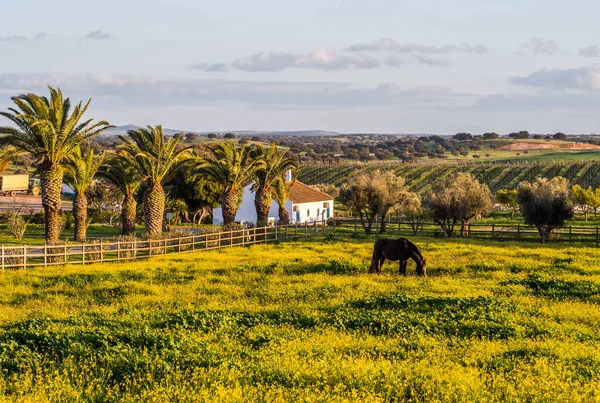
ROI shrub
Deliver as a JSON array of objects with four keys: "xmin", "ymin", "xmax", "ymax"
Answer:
[
  {"xmin": 46, "ymin": 242, "xmax": 67, "ymax": 265},
  {"xmin": 83, "ymin": 240, "xmax": 104, "ymax": 263},
  {"xmin": 113, "ymin": 234, "xmax": 138, "ymax": 259},
  {"xmin": 7, "ymin": 212, "xmax": 28, "ymax": 240}
]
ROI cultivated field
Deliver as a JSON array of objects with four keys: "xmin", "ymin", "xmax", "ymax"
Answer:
[
  {"xmin": 0, "ymin": 236, "xmax": 599, "ymax": 401},
  {"xmin": 299, "ymin": 161, "xmax": 600, "ymax": 192}
]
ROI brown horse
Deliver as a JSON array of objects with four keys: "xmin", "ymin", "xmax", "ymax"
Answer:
[{"xmin": 369, "ymin": 238, "xmax": 427, "ymax": 276}]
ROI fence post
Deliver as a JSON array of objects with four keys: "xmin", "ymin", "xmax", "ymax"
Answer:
[
  {"xmin": 596, "ymin": 226, "xmax": 599, "ymax": 247},
  {"xmin": 491, "ymin": 224, "xmax": 495, "ymax": 240},
  {"xmin": 99, "ymin": 241, "xmax": 103, "ymax": 263},
  {"xmin": 82, "ymin": 244, "xmax": 85, "ymax": 265},
  {"xmin": 333, "ymin": 217, "xmax": 336, "ymax": 237},
  {"xmin": 22, "ymin": 246, "xmax": 26, "ymax": 269},
  {"xmin": 64, "ymin": 244, "xmax": 67, "ymax": 264},
  {"xmin": 1, "ymin": 245, "xmax": 3, "ymax": 270},
  {"xmin": 305, "ymin": 223, "xmax": 308, "ymax": 238},
  {"xmin": 275, "ymin": 225, "xmax": 278, "ymax": 241},
  {"xmin": 354, "ymin": 219, "xmax": 357, "ymax": 233},
  {"xmin": 218, "ymin": 231, "xmax": 221, "ymax": 249},
  {"xmin": 569, "ymin": 226, "xmax": 572, "ymax": 241},
  {"xmin": 44, "ymin": 245, "xmax": 47, "ymax": 266},
  {"xmin": 517, "ymin": 224, "xmax": 521, "ymax": 241}
]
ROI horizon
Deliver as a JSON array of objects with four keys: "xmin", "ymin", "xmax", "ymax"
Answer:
[{"xmin": 2, "ymin": 1, "xmax": 600, "ymax": 133}]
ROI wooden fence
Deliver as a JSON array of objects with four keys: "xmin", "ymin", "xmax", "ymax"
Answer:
[
  {"xmin": 0, "ymin": 221, "xmax": 329, "ymax": 270},
  {"xmin": 333, "ymin": 218, "xmax": 600, "ymax": 245},
  {"xmin": 2, "ymin": 217, "xmax": 598, "ymax": 270}
]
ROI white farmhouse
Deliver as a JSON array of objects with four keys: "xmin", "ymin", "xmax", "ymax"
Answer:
[{"xmin": 213, "ymin": 181, "xmax": 334, "ymax": 226}]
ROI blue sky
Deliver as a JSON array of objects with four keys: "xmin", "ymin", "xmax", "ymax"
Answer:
[{"xmin": 1, "ymin": 0, "xmax": 600, "ymax": 133}]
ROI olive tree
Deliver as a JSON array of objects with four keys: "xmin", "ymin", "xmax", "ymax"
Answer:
[
  {"xmin": 496, "ymin": 189, "xmax": 519, "ymax": 219},
  {"xmin": 427, "ymin": 173, "xmax": 492, "ymax": 237},
  {"xmin": 400, "ymin": 192, "xmax": 427, "ymax": 235},
  {"xmin": 517, "ymin": 177, "xmax": 574, "ymax": 243},
  {"xmin": 571, "ymin": 184, "xmax": 594, "ymax": 222},
  {"xmin": 339, "ymin": 170, "xmax": 408, "ymax": 235}
]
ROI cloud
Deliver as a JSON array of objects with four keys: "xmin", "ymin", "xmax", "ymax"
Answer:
[
  {"xmin": 345, "ymin": 38, "xmax": 488, "ymax": 54},
  {"xmin": 384, "ymin": 55, "xmax": 406, "ymax": 68},
  {"xmin": 579, "ymin": 45, "xmax": 600, "ymax": 58},
  {"xmin": 231, "ymin": 49, "xmax": 381, "ymax": 72},
  {"xmin": 0, "ymin": 72, "xmax": 473, "ymax": 108},
  {"xmin": 519, "ymin": 38, "xmax": 560, "ymax": 55},
  {"xmin": 84, "ymin": 30, "xmax": 112, "ymax": 40},
  {"xmin": 413, "ymin": 55, "xmax": 449, "ymax": 67},
  {"xmin": 0, "ymin": 33, "xmax": 52, "ymax": 42},
  {"xmin": 0, "ymin": 35, "xmax": 27, "ymax": 42},
  {"xmin": 190, "ymin": 63, "xmax": 230, "ymax": 72},
  {"xmin": 511, "ymin": 66, "xmax": 600, "ymax": 91}
]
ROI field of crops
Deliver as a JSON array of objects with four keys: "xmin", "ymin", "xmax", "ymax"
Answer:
[
  {"xmin": 299, "ymin": 162, "xmax": 600, "ymax": 193},
  {"xmin": 0, "ymin": 235, "xmax": 599, "ymax": 401}
]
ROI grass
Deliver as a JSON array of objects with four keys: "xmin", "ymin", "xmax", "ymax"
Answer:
[
  {"xmin": 0, "ymin": 224, "xmax": 143, "ymax": 245},
  {"xmin": 0, "ymin": 235, "xmax": 599, "ymax": 401}
]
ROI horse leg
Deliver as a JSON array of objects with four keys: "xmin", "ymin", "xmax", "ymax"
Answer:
[
  {"xmin": 400, "ymin": 259, "xmax": 407, "ymax": 276},
  {"xmin": 377, "ymin": 258, "xmax": 386, "ymax": 274}
]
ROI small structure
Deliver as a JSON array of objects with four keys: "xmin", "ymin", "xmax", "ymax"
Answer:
[{"xmin": 213, "ymin": 180, "xmax": 334, "ymax": 226}]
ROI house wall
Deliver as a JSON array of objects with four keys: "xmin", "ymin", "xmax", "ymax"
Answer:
[
  {"xmin": 213, "ymin": 184, "xmax": 279, "ymax": 225},
  {"xmin": 291, "ymin": 200, "xmax": 334, "ymax": 223}
]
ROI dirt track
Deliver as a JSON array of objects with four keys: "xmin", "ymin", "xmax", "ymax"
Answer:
[{"xmin": 0, "ymin": 195, "xmax": 72, "ymax": 212}]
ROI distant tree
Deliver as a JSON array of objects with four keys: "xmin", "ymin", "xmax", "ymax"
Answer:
[
  {"xmin": 533, "ymin": 134, "xmax": 543, "ymax": 139},
  {"xmin": 373, "ymin": 171, "xmax": 409, "ymax": 233},
  {"xmin": 517, "ymin": 177, "xmax": 574, "ymax": 243},
  {"xmin": 251, "ymin": 136, "xmax": 262, "ymax": 142},
  {"xmin": 224, "ymin": 133, "xmax": 236, "ymax": 139},
  {"xmin": 482, "ymin": 132, "xmax": 499, "ymax": 140},
  {"xmin": 453, "ymin": 132, "xmax": 473, "ymax": 141},
  {"xmin": 496, "ymin": 189, "xmax": 519, "ymax": 219},
  {"xmin": 312, "ymin": 183, "xmax": 340, "ymax": 200},
  {"xmin": 400, "ymin": 192, "xmax": 427, "ymax": 235},
  {"xmin": 509, "ymin": 131, "xmax": 529, "ymax": 139},
  {"xmin": 184, "ymin": 132, "xmax": 198, "ymax": 141},
  {"xmin": 427, "ymin": 173, "xmax": 492, "ymax": 237},
  {"xmin": 571, "ymin": 184, "xmax": 594, "ymax": 221},
  {"xmin": 207, "ymin": 133, "xmax": 218, "ymax": 139},
  {"xmin": 553, "ymin": 132, "xmax": 567, "ymax": 140}
]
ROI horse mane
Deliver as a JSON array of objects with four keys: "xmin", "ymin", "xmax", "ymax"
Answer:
[{"xmin": 403, "ymin": 238, "xmax": 423, "ymax": 260}]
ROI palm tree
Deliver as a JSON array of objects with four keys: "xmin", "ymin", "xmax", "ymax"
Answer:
[
  {"xmin": 251, "ymin": 143, "xmax": 297, "ymax": 227},
  {"xmin": 0, "ymin": 87, "xmax": 112, "ymax": 242},
  {"xmin": 0, "ymin": 145, "xmax": 19, "ymax": 173},
  {"xmin": 273, "ymin": 180, "xmax": 295, "ymax": 224},
  {"xmin": 64, "ymin": 146, "xmax": 105, "ymax": 242},
  {"xmin": 196, "ymin": 143, "xmax": 264, "ymax": 226},
  {"xmin": 98, "ymin": 155, "xmax": 143, "ymax": 236},
  {"xmin": 118, "ymin": 126, "xmax": 191, "ymax": 236}
]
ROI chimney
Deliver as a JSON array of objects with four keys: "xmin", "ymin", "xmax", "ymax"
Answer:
[{"xmin": 285, "ymin": 169, "xmax": 293, "ymax": 182}]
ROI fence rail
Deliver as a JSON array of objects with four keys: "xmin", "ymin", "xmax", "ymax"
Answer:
[
  {"xmin": 333, "ymin": 218, "xmax": 600, "ymax": 245},
  {"xmin": 2, "ymin": 217, "xmax": 598, "ymax": 270},
  {"xmin": 0, "ymin": 221, "xmax": 329, "ymax": 270}
]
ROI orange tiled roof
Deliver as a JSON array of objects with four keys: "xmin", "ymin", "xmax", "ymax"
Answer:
[{"xmin": 288, "ymin": 181, "xmax": 333, "ymax": 204}]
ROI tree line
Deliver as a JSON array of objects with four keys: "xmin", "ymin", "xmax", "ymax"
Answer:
[
  {"xmin": 339, "ymin": 170, "xmax": 577, "ymax": 243},
  {"xmin": 0, "ymin": 87, "xmax": 297, "ymax": 244}
]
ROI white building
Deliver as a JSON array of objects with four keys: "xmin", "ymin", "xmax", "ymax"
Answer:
[{"xmin": 213, "ymin": 181, "xmax": 334, "ymax": 226}]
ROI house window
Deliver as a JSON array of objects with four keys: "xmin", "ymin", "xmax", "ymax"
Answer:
[
  {"xmin": 293, "ymin": 205, "xmax": 299, "ymax": 212},
  {"xmin": 323, "ymin": 202, "xmax": 329, "ymax": 208},
  {"xmin": 307, "ymin": 209, "xmax": 310, "ymax": 217},
  {"xmin": 317, "ymin": 208, "xmax": 320, "ymax": 218}
]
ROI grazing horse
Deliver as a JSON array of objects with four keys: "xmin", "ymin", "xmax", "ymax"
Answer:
[{"xmin": 369, "ymin": 238, "xmax": 427, "ymax": 276}]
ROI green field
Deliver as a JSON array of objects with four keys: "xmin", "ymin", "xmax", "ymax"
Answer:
[
  {"xmin": 0, "ymin": 236, "xmax": 599, "ymax": 401},
  {"xmin": 299, "ymin": 161, "xmax": 600, "ymax": 193}
]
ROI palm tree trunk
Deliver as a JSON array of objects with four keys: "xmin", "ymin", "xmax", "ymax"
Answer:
[
  {"xmin": 144, "ymin": 184, "xmax": 165, "ymax": 236},
  {"xmin": 221, "ymin": 189, "xmax": 239, "ymax": 226},
  {"xmin": 122, "ymin": 195, "xmax": 137, "ymax": 236},
  {"xmin": 40, "ymin": 166, "xmax": 63, "ymax": 243},
  {"xmin": 278, "ymin": 203, "xmax": 290, "ymax": 224},
  {"xmin": 73, "ymin": 192, "xmax": 87, "ymax": 242},
  {"xmin": 254, "ymin": 187, "xmax": 271, "ymax": 227}
]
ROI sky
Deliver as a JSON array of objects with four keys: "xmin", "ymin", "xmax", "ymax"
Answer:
[{"xmin": 1, "ymin": 0, "xmax": 600, "ymax": 134}]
